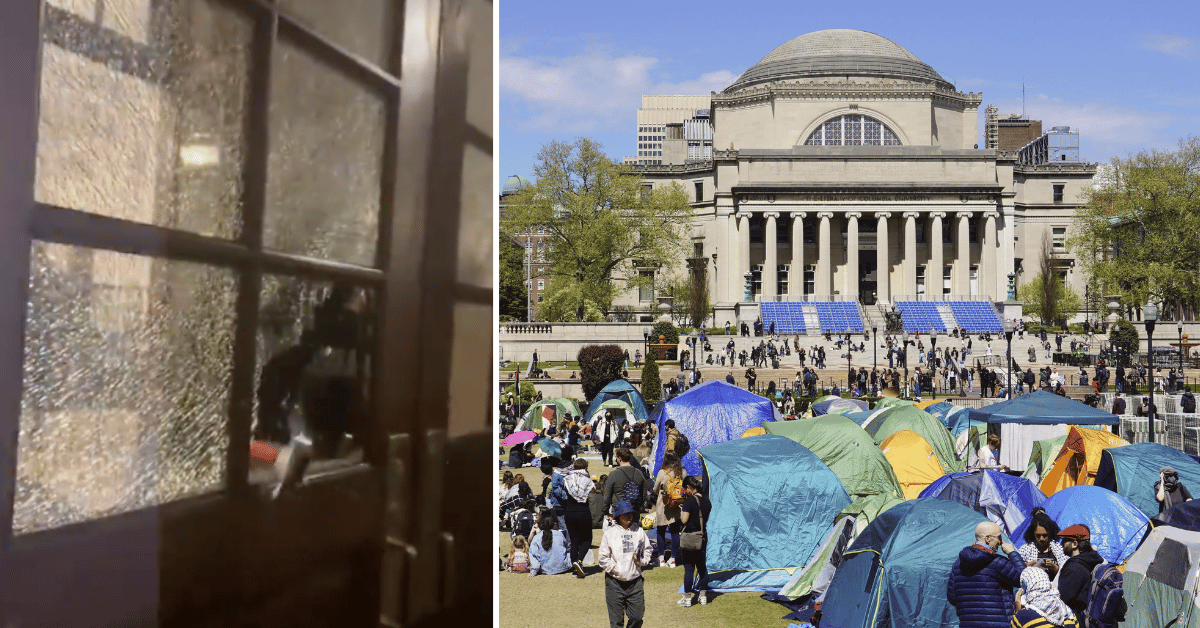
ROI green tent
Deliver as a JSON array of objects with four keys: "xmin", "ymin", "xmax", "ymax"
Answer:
[
  {"xmin": 588, "ymin": 398, "xmax": 640, "ymax": 427},
  {"xmin": 839, "ymin": 492, "xmax": 906, "ymax": 537},
  {"xmin": 873, "ymin": 397, "xmax": 916, "ymax": 409},
  {"xmin": 763, "ymin": 415, "xmax": 904, "ymax": 501},
  {"xmin": 1021, "ymin": 435, "xmax": 1068, "ymax": 487},
  {"xmin": 518, "ymin": 397, "xmax": 583, "ymax": 432},
  {"xmin": 866, "ymin": 405, "xmax": 964, "ymax": 475},
  {"xmin": 1121, "ymin": 524, "xmax": 1200, "ymax": 628}
]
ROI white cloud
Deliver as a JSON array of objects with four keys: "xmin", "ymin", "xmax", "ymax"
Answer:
[
  {"xmin": 500, "ymin": 50, "xmax": 735, "ymax": 133},
  {"xmin": 1137, "ymin": 34, "xmax": 1198, "ymax": 59},
  {"xmin": 989, "ymin": 94, "xmax": 1176, "ymax": 146}
]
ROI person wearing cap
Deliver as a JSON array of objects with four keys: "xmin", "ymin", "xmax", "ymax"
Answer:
[
  {"xmin": 1056, "ymin": 524, "xmax": 1105, "ymax": 624},
  {"xmin": 1155, "ymin": 466, "xmax": 1193, "ymax": 512},
  {"xmin": 598, "ymin": 499, "xmax": 653, "ymax": 628},
  {"xmin": 947, "ymin": 521, "xmax": 1025, "ymax": 628}
]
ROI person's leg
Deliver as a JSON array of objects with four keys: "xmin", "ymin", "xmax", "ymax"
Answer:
[
  {"xmin": 683, "ymin": 562, "xmax": 696, "ymax": 594},
  {"xmin": 655, "ymin": 525, "xmax": 667, "ymax": 564},
  {"xmin": 625, "ymin": 577, "xmax": 645, "ymax": 628},
  {"xmin": 605, "ymin": 577, "xmax": 625, "ymax": 628},
  {"xmin": 697, "ymin": 562, "xmax": 709, "ymax": 603}
]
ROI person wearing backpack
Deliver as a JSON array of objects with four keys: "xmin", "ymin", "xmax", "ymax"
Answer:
[
  {"xmin": 1183, "ymin": 386, "xmax": 1197, "ymax": 414},
  {"xmin": 1055, "ymin": 525, "xmax": 1106, "ymax": 626},
  {"xmin": 652, "ymin": 452, "xmax": 685, "ymax": 568},
  {"xmin": 602, "ymin": 448, "xmax": 650, "ymax": 522},
  {"xmin": 1084, "ymin": 560, "xmax": 1127, "ymax": 628},
  {"xmin": 664, "ymin": 419, "xmax": 689, "ymax": 460},
  {"xmin": 677, "ymin": 475, "xmax": 712, "ymax": 607}
]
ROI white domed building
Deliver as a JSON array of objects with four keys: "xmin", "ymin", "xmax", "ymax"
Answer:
[{"xmin": 622, "ymin": 29, "xmax": 1095, "ymax": 332}]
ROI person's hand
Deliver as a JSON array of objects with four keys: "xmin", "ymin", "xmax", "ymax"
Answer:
[{"xmin": 1001, "ymin": 541, "xmax": 1015, "ymax": 554}]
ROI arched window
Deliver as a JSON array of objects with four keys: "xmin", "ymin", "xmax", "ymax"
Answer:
[{"xmin": 804, "ymin": 114, "xmax": 901, "ymax": 146}]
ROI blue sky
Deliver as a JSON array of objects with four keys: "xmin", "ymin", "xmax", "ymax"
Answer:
[{"xmin": 499, "ymin": 0, "xmax": 1200, "ymax": 184}]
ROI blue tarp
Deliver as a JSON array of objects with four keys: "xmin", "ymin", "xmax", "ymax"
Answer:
[
  {"xmin": 919, "ymin": 470, "xmax": 1046, "ymax": 537},
  {"xmin": 583, "ymin": 379, "xmax": 649, "ymax": 425},
  {"xmin": 812, "ymin": 397, "xmax": 869, "ymax": 416},
  {"xmin": 925, "ymin": 402, "xmax": 984, "ymax": 436},
  {"xmin": 822, "ymin": 499, "xmax": 988, "ymax": 628},
  {"xmin": 1094, "ymin": 442, "xmax": 1200, "ymax": 519},
  {"xmin": 699, "ymin": 435, "xmax": 851, "ymax": 592},
  {"xmin": 966, "ymin": 390, "xmax": 1119, "ymax": 425},
  {"xmin": 1011, "ymin": 485, "xmax": 1150, "ymax": 563},
  {"xmin": 650, "ymin": 380, "xmax": 780, "ymax": 477}
]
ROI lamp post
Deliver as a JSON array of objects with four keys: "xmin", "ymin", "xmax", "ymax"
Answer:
[
  {"xmin": 872, "ymin": 324, "xmax": 878, "ymax": 396},
  {"xmin": 1145, "ymin": 302, "xmax": 1158, "ymax": 443},
  {"xmin": 846, "ymin": 328, "xmax": 853, "ymax": 394},
  {"xmin": 930, "ymin": 333, "xmax": 938, "ymax": 400},
  {"xmin": 642, "ymin": 327, "xmax": 649, "ymax": 365},
  {"xmin": 1004, "ymin": 318, "xmax": 1014, "ymax": 398},
  {"xmin": 902, "ymin": 330, "xmax": 910, "ymax": 399},
  {"xmin": 691, "ymin": 333, "xmax": 699, "ymax": 382},
  {"xmin": 1179, "ymin": 320, "xmax": 1185, "ymax": 389}
]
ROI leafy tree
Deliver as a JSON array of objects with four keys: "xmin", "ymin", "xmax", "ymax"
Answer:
[
  {"xmin": 1109, "ymin": 318, "xmax": 1140, "ymax": 367},
  {"xmin": 503, "ymin": 381, "xmax": 537, "ymax": 407},
  {"xmin": 578, "ymin": 344, "xmax": 624, "ymax": 404},
  {"xmin": 687, "ymin": 262, "xmax": 711, "ymax": 329},
  {"xmin": 641, "ymin": 348, "xmax": 661, "ymax": 408},
  {"xmin": 499, "ymin": 235, "xmax": 528, "ymax": 321},
  {"xmin": 1020, "ymin": 233, "xmax": 1082, "ymax": 325},
  {"xmin": 651, "ymin": 321, "xmax": 679, "ymax": 346},
  {"xmin": 501, "ymin": 138, "xmax": 693, "ymax": 321},
  {"xmin": 539, "ymin": 277, "xmax": 607, "ymax": 322},
  {"xmin": 1070, "ymin": 135, "xmax": 1200, "ymax": 319}
]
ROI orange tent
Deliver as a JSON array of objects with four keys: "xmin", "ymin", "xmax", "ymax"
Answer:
[
  {"xmin": 879, "ymin": 430, "xmax": 945, "ymax": 499},
  {"xmin": 740, "ymin": 426, "xmax": 767, "ymax": 438},
  {"xmin": 1039, "ymin": 426, "xmax": 1129, "ymax": 495}
]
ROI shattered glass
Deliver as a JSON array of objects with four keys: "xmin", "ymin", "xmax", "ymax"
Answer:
[{"xmin": 16, "ymin": 243, "xmax": 235, "ymax": 534}]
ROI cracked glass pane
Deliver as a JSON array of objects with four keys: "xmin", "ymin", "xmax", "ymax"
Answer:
[
  {"xmin": 16, "ymin": 242, "xmax": 235, "ymax": 535},
  {"xmin": 263, "ymin": 39, "xmax": 385, "ymax": 267},
  {"xmin": 36, "ymin": 0, "xmax": 253, "ymax": 239}
]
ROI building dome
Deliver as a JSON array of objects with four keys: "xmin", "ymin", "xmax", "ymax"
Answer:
[
  {"xmin": 502, "ymin": 174, "xmax": 532, "ymax": 195},
  {"xmin": 724, "ymin": 29, "xmax": 953, "ymax": 93}
]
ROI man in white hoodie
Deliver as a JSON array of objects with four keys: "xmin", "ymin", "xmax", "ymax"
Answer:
[{"xmin": 599, "ymin": 500, "xmax": 653, "ymax": 628}]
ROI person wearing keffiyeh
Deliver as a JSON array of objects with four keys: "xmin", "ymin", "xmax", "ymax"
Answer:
[
  {"xmin": 561, "ymin": 458, "xmax": 595, "ymax": 578},
  {"xmin": 1013, "ymin": 566, "xmax": 1077, "ymax": 627}
]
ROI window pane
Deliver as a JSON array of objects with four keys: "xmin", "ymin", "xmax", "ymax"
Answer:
[
  {"xmin": 36, "ymin": 0, "xmax": 253, "ymax": 239},
  {"xmin": 279, "ymin": 0, "xmax": 396, "ymax": 69},
  {"xmin": 264, "ymin": 40, "xmax": 386, "ymax": 266},
  {"xmin": 458, "ymin": 141, "xmax": 493, "ymax": 288},
  {"xmin": 17, "ymin": 242, "xmax": 235, "ymax": 534},
  {"xmin": 844, "ymin": 115, "xmax": 862, "ymax": 145},
  {"xmin": 465, "ymin": 0, "xmax": 491, "ymax": 134},
  {"xmin": 449, "ymin": 303, "xmax": 490, "ymax": 436}
]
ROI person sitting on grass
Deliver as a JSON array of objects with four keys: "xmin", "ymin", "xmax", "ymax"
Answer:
[
  {"xmin": 598, "ymin": 500, "xmax": 653, "ymax": 628},
  {"xmin": 528, "ymin": 511, "xmax": 572, "ymax": 577},
  {"xmin": 506, "ymin": 535, "xmax": 530, "ymax": 574}
]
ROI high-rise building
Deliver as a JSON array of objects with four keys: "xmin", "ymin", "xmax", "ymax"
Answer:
[{"xmin": 628, "ymin": 95, "xmax": 713, "ymax": 165}]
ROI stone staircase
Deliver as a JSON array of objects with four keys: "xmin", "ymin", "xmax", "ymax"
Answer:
[
  {"xmin": 801, "ymin": 305, "xmax": 821, "ymax": 332},
  {"xmin": 936, "ymin": 304, "xmax": 958, "ymax": 330}
]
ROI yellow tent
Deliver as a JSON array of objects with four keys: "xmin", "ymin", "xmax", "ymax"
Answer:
[
  {"xmin": 1039, "ymin": 426, "xmax": 1130, "ymax": 495},
  {"xmin": 914, "ymin": 398, "xmax": 940, "ymax": 410},
  {"xmin": 740, "ymin": 426, "xmax": 767, "ymax": 438},
  {"xmin": 879, "ymin": 430, "xmax": 945, "ymax": 499}
]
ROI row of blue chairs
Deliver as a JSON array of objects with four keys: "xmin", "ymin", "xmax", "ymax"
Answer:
[
  {"xmin": 895, "ymin": 301, "xmax": 947, "ymax": 333},
  {"xmin": 948, "ymin": 301, "xmax": 1004, "ymax": 333},
  {"xmin": 814, "ymin": 302, "xmax": 864, "ymax": 333},
  {"xmin": 760, "ymin": 302, "xmax": 807, "ymax": 334}
]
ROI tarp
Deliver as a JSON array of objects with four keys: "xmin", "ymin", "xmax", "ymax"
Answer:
[
  {"xmin": 699, "ymin": 435, "xmax": 851, "ymax": 591},
  {"xmin": 812, "ymin": 397, "xmax": 869, "ymax": 416},
  {"xmin": 866, "ymin": 406, "xmax": 963, "ymax": 475},
  {"xmin": 583, "ymin": 379, "xmax": 649, "ymax": 427},
  {"xmin": 1094, "ymin": 442, "xmax": 1200, "ymax": 519},
  {"xmin": 1021, "ymin": 435, "xmax": 1067, "ymax": 487},
  {"xmin": 925, "ymin": 401, "xmax": 983, "ymax": 437},
  {"xmin": 967, "ymin": 390, "xmax": 1119, "ymax": 425},
  {"xmin": 880, "ymin": 430, "xmax": 944, "ymax": 499},
  {"xmin": 1011, "ymin": 485, "xmax": 1150, "ymax": 563},
  {"xmin": 1153, "ymin": 500, "xmax": 1200, "ymax": 532},
  {"xmin": 1040, "ymin": 426, "xmax": 1129, "ymax": 495},
  {"xmin": 762, "ymin": 415, "xmax": 903, "ymax": 500},
  {"xmin": 920, "ymin": 470, "xmax": 1046, "ymax": 537},
  {"xmin": 518, "ymin": 397, "xmax": 584, "ymax": 432},
  {"xmin": 650, "ymin": 380, "xmax": 779, "ymax": 477},
  {"xmin": 1122, "ymin": 525, "xmax": 1200, "ymax": 628},
  {"xmin": 822, "ymin": 499, "xmax": 988, "ymax": 628}
]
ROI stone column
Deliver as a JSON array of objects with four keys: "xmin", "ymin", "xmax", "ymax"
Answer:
[
  {"xmin": 790, "ymin": 211, "xmax": 806, "ymax": 296},
  {"xmin": 845, "ymin": 211, "xmax": 861, "ymax": 298},
  {"xmin": 930, "ymin": 212, "xmax": 945, "ymax": 298},
  {"xmin": 983, "ymin": 211, "xmax": 999, "ymax": 300},
  {"xmin": 737, "ymin": 211, "xmax": 752, "ymax": 299},
  {"xmin": 875, "ymin": 211, "xmax": 892, "ymax": 303},
  {"xmin": 763, "ymin": 211, "xmax": 779, "ymax": 299},
  {"xmin": 719, "ymin": 210, "xmax": 734, "ymax": 302},
  {"xmin": 817, "ymin": 211, "xmax": 833, "ymax": 295},
  {"xmin": 956, "ymin": 211, "xmax": 972, "ymax": 295},
  {"xmin": 903, "ymin": 211, "xmax": 919, "ymax": 297}
]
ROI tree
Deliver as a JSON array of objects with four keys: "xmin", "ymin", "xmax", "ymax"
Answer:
[
  {"xmin": 499, "ymin": 235, "xmax": 528, "ymax": 321},
  {"xmin": 1070, "ymin": 135, "xmax": 1200, "ymax": 320},
  {"xmin": 687, "ymin": 262, "xmax": 711, "ymax": 329},
  {"xmin": 503, "ymin": 381, "xmax": 537, "ymax": 407},
  {"xmin": 1019, "ymin": 232, "xmax": 1082, "ymax": 325},
  {"xmin": 578, "ymin": 344, "xmax": 624, "ymax": 404},
  {"xmin": 1109, "ymin": 318, "xmax": 1139, "ymax": 367},
  {"xmin": 651, "ymin": 321, "xmax": 680, "ymax": 345},
  {"xmin": 501, "ymin": 138, "xmax": 693, "ymax": 321},
  {"xmin": 641, "ymin": 348, "xmax": 661, "ymax": 408}
]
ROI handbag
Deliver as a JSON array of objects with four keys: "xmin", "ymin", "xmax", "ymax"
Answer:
[{"xmin": 679, "ymin": 496, "xmax": 705, "ymax": 551}]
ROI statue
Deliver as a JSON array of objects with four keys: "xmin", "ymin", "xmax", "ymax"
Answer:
[{"xmin": 884, "ymin": 306, "xmax": 904, "ymax": 333}]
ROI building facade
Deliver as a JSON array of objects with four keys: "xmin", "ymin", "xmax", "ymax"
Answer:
[
  {"xmin": 613, "ymin": 29, "xmax": 1095, "ymax": 325},
  {"xmin": 499, "ymin": 174, "xmax": 550, "ymax": 320}
]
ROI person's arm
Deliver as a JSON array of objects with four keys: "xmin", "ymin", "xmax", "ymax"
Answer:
[
  {"xmin": 679, "ymin": 496, "xmax": 693, "ymax": 526},
  {"xmin": 995, "ymin": 542, "xmax": 1025, "ymax": 586},
  {"xmin": 528, "ymin": 537, "xmax": 543, "ymax": 576},
  {"xmin": 1158, "ymin": 475, "xmax": 1167, "ymax": 504},
  {"xmin": 1057, "ymin": 564, "xmax": 1088, "ymax": 609},
  {"xmin": 946, "ymin": 562, "xmax": 958, "ymax": 606},
  {"xmin": 597, "ymin": 529, "xmax": 614, "ymax": 575}
]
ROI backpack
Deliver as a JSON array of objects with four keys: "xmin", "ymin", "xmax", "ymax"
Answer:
[
  {"xmin": 620, "ymin": 469, "xmax": 645, "ymax": 512},
  {"xmin": 664, "ymin": 476, "xmax": 686, "ymax": 508},
  {"xmin": 510, "ymin": 509, "xmax": 534, "ymax": 540},
  {"xmin": 1085, "ymin": 562, "xmax": 1126, "ymax": 628},
  {"xmin": 673, "ymin": 431, "xmax": 691, "ymax": 459}
]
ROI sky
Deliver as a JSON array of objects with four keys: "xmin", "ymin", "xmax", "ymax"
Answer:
[{"xmin": 499, "ymin": 0, "xmax": 1200, "ymax": 185}]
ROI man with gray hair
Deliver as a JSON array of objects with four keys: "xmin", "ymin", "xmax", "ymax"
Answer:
[{"xmin": 947, "ymin": 521, "xmax": 1026, "ymax": 628}]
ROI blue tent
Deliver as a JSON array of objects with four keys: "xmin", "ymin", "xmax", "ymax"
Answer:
[
  {"xmin": 699, "ymin": 435, "xmax": 851, "ymax": 592},
  {"xmin": 843, "ymin": 408, "xmax": 886, "ymax": 426},
  {"xmin": 584, "ymin": 379, "xmax": 649, "ymax": 425},
  {"xmin": 812, "ymin": 397, "xmax": 869, "ymax": 416},
  {"xmin": 1152, "ymin": 500, "xmax": 1200, "ymax": 531},
  {"xmin": 822, "ymin": 499, "xmax": 988, "ymax": 628},
  {"xmin": 919, "ymin": 470, "xmax": 1046, "ymax": 537},
  {"xmin": 925, "ymin": 401, "xmax": 983, "ymax": 436},
  {"xmin": 650, "ymin": 380, "xmax": 779, "ymax": 477},
  {"xmin": 1011, "ymin": 485, "xmax": 1150, "ymax": 563},
  {"xmin": 1093, "ymin": 442, "xmax": 1200, "ymax": 519},
  {"xmin": 966, "ymin": 390, "xmax": 1118, "ymax": 425}
]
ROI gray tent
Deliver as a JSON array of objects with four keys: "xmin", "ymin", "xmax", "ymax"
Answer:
[{"xmin": 1123, "ymin": 525, "xmax": 1200, "ymax": 628}]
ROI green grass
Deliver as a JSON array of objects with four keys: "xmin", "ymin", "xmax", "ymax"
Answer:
[{"xmin": 498, "ymin": 361, "xmax": 584, "ymax": 371}]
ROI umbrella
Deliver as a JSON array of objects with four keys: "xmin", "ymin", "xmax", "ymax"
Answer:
[
  {"xmin": 535, "ymin": 437, "xmax": 562, "ymax": 459},
  {"xmin": 502, "ymin": 430, "xmax": 538, "ymax": 446}
]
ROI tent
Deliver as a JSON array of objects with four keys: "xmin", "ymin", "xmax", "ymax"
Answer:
[
  {"xmin": 1094, "ymin": 442, "xmax": 1200, "ymax": 519},
  {"xmin": 919, "ymin": 470, "xmax": 1047, "ymax": 537},
  {"xmin": 1122, "ymin": 525, "xmax": 1200, "ymax": 628},
  {"xmin": 1153, "ymin": 500, "xmax": 1200, "ymax": 532},
  {"xmin": 880, "ymin": 430, "xmax": 945, "ymax": 499},
  {"xmin": 925, "ymin": 401, "xmax": 983, "ymax": 437},
  {"xmin": 1021, "ymin": 435, "xmax": 1068, "ymax": 487},
  {"xmin": 762, "ymin": 415, "xmax": 903, "ymax": 501},
  {"xmin": 699, "ymin": 435, "xmax": 851, "ymax": 591},
  {"xmin": 779, "ymin": 515, "xmax": 857, "ymax": 600},
  {"xmin": 966, "ymin": 389, "xmax": 1119, "ymax": 425},
  {"xmin": 865, "ymin": 405, "xmax": 963, "ymax": 475},
  {"xmin": 1039, "ymin": 426, "xmax": 1129, "ymax": 495},
  {"xmin": 844, "ymin": 408, "xmax": 888, "ymax": 426},
  {"xmin": 873, "ymin": 397, "xmax": 916, "ymax": 409},
  {"xmin": 822, "ymin": 500, "xmax": 988, "ymax": 628},
  {"xmin": 740, "ymin": 426, "xmax": 767, "ymax": 438},
  {"xmin": 518, "ymin": 397, "xmax": 584, "ymax": 432},
  {"xmin": 583, "ymin": 379, "xmax": 649, "ymax": 427},
  {"xmin": 839, "ymin": 492, "xmax": 906, "ymax": 539},
  {"xmin": 1011, "ymin": 485, "xmax": 1150, "ymax": 563},
  {"xmin": 587, "ymin": 398, "xmax": 639, "ymax": 427},
  {"xmin": 649, "ymin": 380, "xmax": 779, "ymax": 477},
  {"xmin": 811, "ymin": 397, "xmax": 869, "ymax": 416}
]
